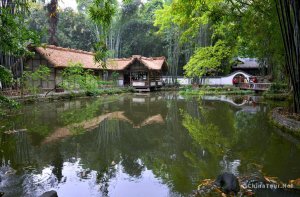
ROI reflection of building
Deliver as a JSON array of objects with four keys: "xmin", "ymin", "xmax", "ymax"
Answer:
[
  {"xmin": 122, "ymin": 94, "xmax": 167, "ymax": 127},
  {"xmin": 27, "ymin": 45, "xmax": 168, "ymax": 91},
  {"xmin": 201, "ymin": 95, "xmax": 263, "ymax": 112},
  {"xmin": 43, "ymin": 95, "xmax": 167, "ymax": 144}
]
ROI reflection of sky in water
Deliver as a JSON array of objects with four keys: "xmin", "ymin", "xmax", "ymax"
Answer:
[
  {"xmin": 29, "ymin": 159, "xmax": 174, "ymax": 197},
  {"xmin": 55, "ymin": 160, "xmax": 99, "ymax": 197},
  {"xmin": 109, "ymin": 167, "xmax": 172, "ymax": 197}
]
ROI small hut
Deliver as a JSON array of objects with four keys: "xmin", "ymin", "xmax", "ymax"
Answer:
[{"xmin": 26, "ymin": 45, "xmax": 168, "ymax": 91}]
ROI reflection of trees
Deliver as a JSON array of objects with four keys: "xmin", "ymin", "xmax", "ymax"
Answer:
[
  {"xmin": 180, "ymin": 100, "xmax": 240, "ymax": 179},
  {"xmin": 121, "ymin": 157, "xmax": 144, "ymax": 178},
  {"xmin": 51, "ymin": 145, "xmax": 64, "ymax": 182},
  {"xmin": 96, "ymin": 166, "xmax": 117, "ymax": 197},
  {"xmin": 182, "ymin": 102, "xmax": 236, "ymax": 157},
  {"xmin": 59, "ymin": 99, "xmax": 104, "ymax": 126},
  {"xmin": 0, "ymin": 104, "xmax": 55, "ymax": 144},
  {"xmin": 3, "ymin": 93, "xmax": 300, "ymax": 196},
  {"xmin": 182, "ymin": 113, "xmax": 222, "ymax": 155},
  {"xmin": 232, "ymin": 109, "xmax": 300, "ymax": 179},
  {"xmin": 131, "ymin": 95, "xmax": 210, "ymax": 194},
  {"xmin": 96, "ymin": 118, "xmax": 121, "ymax": 150},
  {"xmin": 0, "ymin": 131, "xmax": 31, "ymax": 168}
]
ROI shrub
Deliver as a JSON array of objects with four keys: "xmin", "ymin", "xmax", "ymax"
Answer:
[
  {"xmin": 0, "ymin": 65, "xmax": 13, "ymax": 86},
  {"xmin": 0, "ymin": 95, "xmax": 20, "ymax": 115},
  {"xmin": 60, "ymin": 62, "xmax": 99, "ymax": 94},
  {"xmin": 22, "ymin": 65, "xmax": 51, "ymax": 95},
  {"xmin": 268, "ymin": 83, "xmax": 288, "ymax": 93}
]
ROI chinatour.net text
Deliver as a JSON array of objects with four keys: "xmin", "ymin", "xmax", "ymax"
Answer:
[{"xmin": 247, "ymin": 183, "xmax": 294, "ymax": 189}]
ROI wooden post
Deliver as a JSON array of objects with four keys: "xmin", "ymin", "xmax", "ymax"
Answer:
[
  {"xmin": 130, "ymin": 71, "xmax": 132, "ymax": 86},
  {"xmin": 154, "ymin": 71, "xmax": 156, "ymax": 88},
  {"xmin": 54, "ymin": 68, "xmax": 57, "ymax": 91},
  {"xmin": 148, "ymin": 70, "xmax": 150, "ymax": 88}
]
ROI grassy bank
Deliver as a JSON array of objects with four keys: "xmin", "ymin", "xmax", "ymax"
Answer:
[
  {"xmin": 0, "ymin": 87, "xmax": 134, "ymax": 116},
  {"xmin": 179, "ymin": 85, "xmax": 254, "ymax": 96},
  {"xmin": 262, "ymin": 83, "xmax": 291, "ymax": 101}
]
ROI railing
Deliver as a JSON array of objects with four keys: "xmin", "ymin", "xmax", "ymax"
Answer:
[
  {"xmin": 238, "ymin": 83, "xmax": 272, "ymax": 91},
  {"xmin": 132, "ymin": 80, "xmax": 163, "ymax": 87},
  {"xmin": 132, "ymin": 81, "xmax": 147, "ymax": 87}
]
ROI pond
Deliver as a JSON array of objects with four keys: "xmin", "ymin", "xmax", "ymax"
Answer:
[{"xmin": 0, "ymin": 92, "xmax": 300, "ymax": 197}]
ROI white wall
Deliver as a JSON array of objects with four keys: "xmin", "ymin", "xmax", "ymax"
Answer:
[
  {"xmin": 118, "ymin": 80, "xmax": 124, "ymax": 86},
  {"xmin": 200, "ymin": 71, "xmax": 252, "ymax": 85},
  {"xmin": 162, "ymin": 71, "xmax": 252, "ymax": 86},
  {"xmin": 162, "ymin": 76, "xmax": 192, "ymax": 85}
]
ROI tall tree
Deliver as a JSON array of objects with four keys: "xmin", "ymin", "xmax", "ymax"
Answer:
[
  {"xmin": 47, "ymin": 0, "xmax": 58, "ymax": 45},
  {"xmin": 89, "ymin": 0, "xmax": 117, "ymax": 66},
  {"xmin": 57, "ymin": 8, "xmax": 97, "ymax": 51},
  {"xmin": 119, "ymin": 0, "xmax": 165, "ymax": 57},
  {"xmin": 0, "ymin": 0, "xmax": 39, "ymax": 78},
  {"xmin": 154, "ymin": 3, "xmax": 181, "ymax": 82},
  {"xmin": 275, "ymin": 0, "xmax": 300, "ymax": 113}
]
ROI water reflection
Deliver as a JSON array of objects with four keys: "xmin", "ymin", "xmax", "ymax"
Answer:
[{"xmin": 0, "ymin": 93, "xmax": 300, "ymax": 197}]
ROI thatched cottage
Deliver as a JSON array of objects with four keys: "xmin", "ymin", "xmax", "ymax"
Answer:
[{"xmin": 26, "ymin": 45, "xmax": 168, "ymax": 91}]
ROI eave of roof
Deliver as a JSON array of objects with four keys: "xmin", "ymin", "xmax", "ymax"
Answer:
[{"xmin": 34, "ymin": 45, "xmax": 167, "ymax": 71}]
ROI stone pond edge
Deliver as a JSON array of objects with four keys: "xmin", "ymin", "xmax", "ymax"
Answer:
[{"xmin": 270, "ymin": 107, "xmax": 300, "ymax": 137}]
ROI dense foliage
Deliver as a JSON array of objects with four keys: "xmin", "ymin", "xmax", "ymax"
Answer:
[
  {"xmin": 184, "ymin": 40, "xmax": 232, "ymax": 78},
  {"xmin": 60, "ymin": 62, "xmax": 99, "ymax": 94},
  {"xmin": 0, "ymin": 65, "xmax": 12, "ymax": 85},
  {"xmin": 22, "ymin": 65, "xmax": 51, "ymax": 94},
  {"xmin": 154, "ymin": 0, "xmax": 285, "ymax": 78},
  {"xmin": 0, "ymin": 0, "xmax": 39, "ymax": 56},
  {"xmin": 28, "ymin": 3, "xmax": 97, "ymax": 51}
]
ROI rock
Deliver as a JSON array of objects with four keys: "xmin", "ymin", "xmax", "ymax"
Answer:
[
  {"xmin": 215, "ymin": 172, "xmax": 240, "ymax": 195},
  {"xmin": 289, "ymin": 178, "xmax": 300, "ymax": 189},
  {"xmin": 39, "ymin": 190, "xmax": 58, "ymax": 197},
  {"xmin": 0, "ymin": 192, "xmax": 4, "ymax": 197}
]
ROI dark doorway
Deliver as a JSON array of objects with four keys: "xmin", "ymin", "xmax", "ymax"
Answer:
[{"xmin": 124, "ymin": 72, "xmax": 130, "ymax": 86}]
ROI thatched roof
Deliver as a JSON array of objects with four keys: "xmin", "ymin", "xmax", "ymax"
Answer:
[{"xmin": 34, "ymin": 45, "xmax": 167, "ymax": 71}]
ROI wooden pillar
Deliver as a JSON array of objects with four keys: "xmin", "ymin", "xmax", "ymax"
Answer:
[
  {"xmin": 154, "ymin": 71, "xmax": 156, "ymax": 87},
  {"xmin": 148, "ymin": 70, "xmax": 150, "ymax": 88},
  {"xmin": 54, "ymin": 68, "xmax": 57, "ymax": 91},
  {"xmin": 130, "ymin": 71, "xmax": 132, "ymax": 86}
]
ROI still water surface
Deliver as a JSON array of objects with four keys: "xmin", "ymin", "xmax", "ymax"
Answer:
[{"xmin": 0, "ymin": 92, "xmax": 300, "ymax": 197}]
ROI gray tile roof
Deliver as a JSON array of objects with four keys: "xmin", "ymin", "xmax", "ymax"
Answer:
[{"xmin": 234, "ymin": 57, "xmax": 260, "ymax": 69}]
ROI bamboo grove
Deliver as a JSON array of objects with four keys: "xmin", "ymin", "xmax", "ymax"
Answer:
[{"xmin": 275, "ymin": 0, "xmax": 300, "ymax": 113}]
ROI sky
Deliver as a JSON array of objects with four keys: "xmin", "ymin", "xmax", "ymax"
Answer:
[
  {"xmin": 58, "ymin": 0, "xmax": 78, "ymax": 10},
  {"xmin": 57, "ymin": 0, "xmax": 148, "ymax": 11}
]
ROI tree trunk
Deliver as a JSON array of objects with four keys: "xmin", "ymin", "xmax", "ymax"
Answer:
[
  {"xmin": 276, "ymin": 0, "xmax": 300, "ymax": 113},
  {"xmin": 47, "ymin": 0, "xmax": 58, "ymax": 45}
]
